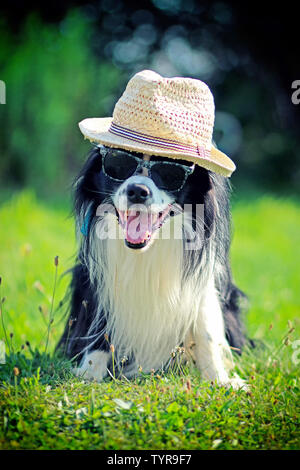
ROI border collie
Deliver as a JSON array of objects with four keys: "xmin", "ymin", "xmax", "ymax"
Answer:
[{"xmin": 57, "ymin": 145, "xmax": 247, "ymax": 388}]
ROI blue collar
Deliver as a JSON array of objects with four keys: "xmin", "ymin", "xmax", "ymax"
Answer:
[{"xmin": 81, "ymin": 208, "xmax": 92, "ymax": 236}]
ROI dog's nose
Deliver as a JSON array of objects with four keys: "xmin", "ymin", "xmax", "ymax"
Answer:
[{"xmin": 126, "ymin": 183, "xmax": 152, "ymax": 204}]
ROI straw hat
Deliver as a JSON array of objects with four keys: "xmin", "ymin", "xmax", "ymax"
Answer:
[{"xmin": 78, "ymin": 70, "xmax": 236, "ymax": 177}]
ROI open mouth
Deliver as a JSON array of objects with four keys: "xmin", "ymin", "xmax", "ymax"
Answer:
[{"xmin": 116, "ymin": 206, "xmax": 171, "ymax": 249}]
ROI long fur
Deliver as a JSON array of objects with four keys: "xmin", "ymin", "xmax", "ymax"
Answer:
[{"xmin": 57, "ymin": 146, "xmax": 247, "ymax": 384}]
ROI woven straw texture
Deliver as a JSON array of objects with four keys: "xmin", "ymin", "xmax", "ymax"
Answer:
[{"xmin": 78, "ymin": 70, "xmax": 236, "ymax": 177}]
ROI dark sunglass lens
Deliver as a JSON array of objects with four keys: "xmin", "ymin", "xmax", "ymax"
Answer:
[
  {"xmin": 151, "ymin": 163, "xmax": 186, "ymax": 191},
  {"xmin": 104, "ymin": 152, "xmax": 138, "ymax": 180}
]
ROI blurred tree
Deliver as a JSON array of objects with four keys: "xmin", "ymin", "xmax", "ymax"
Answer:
[
  {"xmin": 0, "ymin": 12, "xmax": 123, "ymax": 195},
  {"xmin": 0, "ymin": 1, "xmax": 299, "ymax": 194}
]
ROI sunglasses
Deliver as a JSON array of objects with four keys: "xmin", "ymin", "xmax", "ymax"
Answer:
[{"xmin": 99, "ymin": 147, "xmax": 195, "ymax": 192}]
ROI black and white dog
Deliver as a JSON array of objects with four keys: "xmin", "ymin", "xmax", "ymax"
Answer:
[{"xmin": 57, "ymin": 144, "xmax": 247, "ymax": 388}]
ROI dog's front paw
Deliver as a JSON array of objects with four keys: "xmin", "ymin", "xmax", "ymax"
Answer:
[
  {"xmin": 73, "ymin": 350, "xmax": 110, "ymax": 382},
  {"xmin": 220, "ymin": 374, "xmax": 249, "ymax": 391}
]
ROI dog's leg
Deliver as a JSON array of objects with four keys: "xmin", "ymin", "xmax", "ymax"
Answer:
[
  {"xmin": 186, "ymin": 280, "xmax": 247, "ymax": 390},
  {"xmin": 73, "ymin": 350, "xmax": 111, "ymax": 382}
]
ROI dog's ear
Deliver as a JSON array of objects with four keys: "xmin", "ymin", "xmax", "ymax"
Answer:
[
  {"xmin": 74, "ymin": 147, "xmax": 102, "ymax": 196},
  {"xmin": 204, "ymin": 172, "xmax": 230, "ymax": 240},
  {"xmin": 73, "ymin": 147, "xmax": 101, "ymax": 238}
]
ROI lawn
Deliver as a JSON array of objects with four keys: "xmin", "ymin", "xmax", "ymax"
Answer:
[{"xmin": 0, "ymin": 190, "xmax": 299, "ymax": 450}]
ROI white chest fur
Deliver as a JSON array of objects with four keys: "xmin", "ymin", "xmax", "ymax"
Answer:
[{"xmin": 88, "ymin": 214, "xmax": 207, "ymax": 373}]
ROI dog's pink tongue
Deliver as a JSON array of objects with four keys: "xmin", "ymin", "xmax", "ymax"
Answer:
[{"xmin": 126, "ymin": 211, "xmax": 152, "ymax": 244}]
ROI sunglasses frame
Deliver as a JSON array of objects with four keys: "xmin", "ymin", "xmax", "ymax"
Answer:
[{"xmin": 99, "ymin": 146, "xmax": 195, "ymax": 192}]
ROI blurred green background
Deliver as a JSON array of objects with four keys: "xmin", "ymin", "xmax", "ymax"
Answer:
[
  {"xmin": 0, "ymin": 1, "xmax": 299, "ymax": 350},
  {"xmin": 1, "ymin": 0, "xmax": 300, "ymax": 197}
]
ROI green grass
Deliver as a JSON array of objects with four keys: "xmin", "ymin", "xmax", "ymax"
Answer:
[
  {"xmin": 0, "ymin": 190, "xmax": 299, "ymax": 450},
  {"xmin": 0, "ymin": 191, "xmax": 74, "ymax": 349}
]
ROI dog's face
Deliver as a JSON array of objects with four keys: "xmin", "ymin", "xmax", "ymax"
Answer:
[
  {"xmin": 111, "ymin": 150, "xmax": 189, "ymax": 250},
  {"xmin": 112, "ymin": 173, "xmax": 173, "ymax": 250},
  {"xmin": 77, "ymin": 145, "xmax": 214, "ymax": 250}
]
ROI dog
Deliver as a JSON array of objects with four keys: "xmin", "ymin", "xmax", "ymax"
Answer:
[{"xmin": 56, "ymin": 70, "xmax": 248, "ymax": 388}]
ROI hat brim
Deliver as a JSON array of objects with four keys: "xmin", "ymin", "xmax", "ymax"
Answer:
[{"xmin": 78, "ymin": 118, "xmax": 236, "ymax": 177}]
